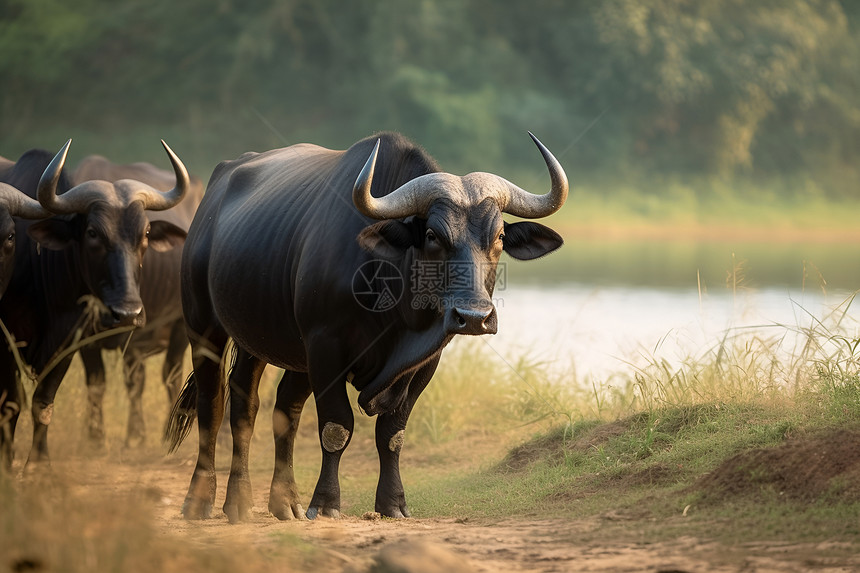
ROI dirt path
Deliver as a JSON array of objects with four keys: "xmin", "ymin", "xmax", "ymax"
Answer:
[{"xmin": 43, "ymin": 455, "xmax": 859, "ymax": 573}]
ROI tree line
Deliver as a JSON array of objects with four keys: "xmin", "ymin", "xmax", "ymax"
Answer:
[{"xmin": 1, "ymin": 0, "xmax": 857, "ymax": 196}]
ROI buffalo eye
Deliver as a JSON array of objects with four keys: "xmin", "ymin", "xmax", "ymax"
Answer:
[
  {"xmin": 498, "ymin": 232, "xmax": 505, "ymax": 241},
  {"xmin": 6, "ymin": 232, "xmax": 14, "ymax": 242},
  {"xmin": 425, "ymin": 229, "xmax": 437, "ymax": 243},
  {"xmin": 86, "ymin": 228, "xmax": 98, "ymax": 239}
]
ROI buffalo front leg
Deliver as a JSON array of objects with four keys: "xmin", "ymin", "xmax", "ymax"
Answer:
[
  {"xmin": 375, "ymin": 356, "xmax": 439, "ymax": 518},
  {"xmin": 123, "ymin": 352, "xmax": 146, "ymax": 448},
  {"xmin": 0, "ymin": 350, "xmax": 21, "ymax": 472},
  {"xmin": 182, "ymin": 334, "xmax": 227, "ymax": 520},
  {"xmin": 306, "ymin": 344, "xmax": 353, "ymax": 520},
  {"xmin": 223, "ymin": 348, "xmax": 265, "ymax": 524},
  {"xmin": 269, "ymin": 370, "xmax": 311, "ymax": 520},
  {"xmin": 26, "ymin": 355, "xmax": 75, "ymax": 469},
  {"xmin": 79, "ymin": 347, "xmax": 107, "ymax": 447}
]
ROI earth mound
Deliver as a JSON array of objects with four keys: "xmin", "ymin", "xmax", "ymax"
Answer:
[{"xmin": 690, "ymin": 428, "xmax": 860, "ymax": 504}]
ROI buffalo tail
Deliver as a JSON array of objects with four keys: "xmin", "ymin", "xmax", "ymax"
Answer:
[{"xmin": 163, "ymin": 371, "xmax": 198, "ymax": 454}]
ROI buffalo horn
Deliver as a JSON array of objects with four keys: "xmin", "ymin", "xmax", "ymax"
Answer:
[
  {"xmin": 0, "ymin": 182, "xmax": 51, "ymax": 219},
  {"xmin": 38, "ymin": 139, "xmax": 190, "ymax": 213},
  {"xmin": 130, "ymin": 140, "xmax": 190, "ymax": 211},
  {"xmin": 353, "ymin": 139, "xmax": 454, "ymax": 220},
  {"xmin": 353, "ymin": 133, "xmax": 568, "ymax": 221},
  {"xmin": 499, "ymin": 132, "xmax": 568, "ymax": 219}
]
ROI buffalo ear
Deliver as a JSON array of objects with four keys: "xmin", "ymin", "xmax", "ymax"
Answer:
[
  {"xmin": 148, "ymin": 221, "xmax": 188, "ymax": 253},
  {"xmin": 357, "ymin": 220, "xmax": 418, "ymax": 259},
  {"xmin": 502, "ymin": 221, "xmax": 563, "ymax": 260},
  {"xmin": 27, "ymin": 219, "xmax": 75, "ymax": 251}
]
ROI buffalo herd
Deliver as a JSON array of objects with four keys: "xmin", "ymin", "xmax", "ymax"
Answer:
[{"xmin": 0, "ymin": 132, "xmax": 567, "ymax": 522}]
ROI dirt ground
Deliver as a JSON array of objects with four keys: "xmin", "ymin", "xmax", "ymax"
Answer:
[
  {"xmin": 27, "ymin": 434, "xmax": 855, "ymax": 573},
  {"xmin": 8, "ymin": 369, "xmax": 860, "ymax": 573}
]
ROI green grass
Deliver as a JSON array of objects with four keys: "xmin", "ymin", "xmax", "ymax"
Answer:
[
  {"xmin": 4, "ymin": 287, "xmax": 860, "ymax": 567},
  {"xmin": 369, "ymin": 291, "xmax": 860, "ymax": 546}
]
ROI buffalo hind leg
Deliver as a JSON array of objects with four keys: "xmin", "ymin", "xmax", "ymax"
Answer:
[
  {"xmin": 269, "ymin": 370, "xmax": 311, "ymax": 520},
  {"xmin": 123, "ymin": 351, "xmax": 146, "ymax": 448},
  {"xmin": 223, "ymin": 348, "xmax": 266, "ymax": 523},
  {"xmin": 182, "ymin": 331, "xmax": 228, "ymax": 520},
  {"xmin": 375, "ymin": 356, "xmax": 440, "ymax": 518},
  {"xmin": 79, "ymin": 347, "xmax": 107, "ymax": 448},
  {"xmin": 26, "ymin": 355, "xmax": 75, "ymax": 469}
]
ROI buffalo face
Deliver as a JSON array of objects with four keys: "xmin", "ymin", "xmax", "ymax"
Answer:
[
  {"xmin": 0, "ymin": 182, "xmax": 52, "ymax": 299},
  {"xmin": 27, "ymin": 202, "xmax": 186, "ymax": 327},
  {"xmin": 0, "ymin": 211, "xmax": 15, "ymax": 298},
  {"xmin": 359, "ymin": 197, "xmax": 563, "ymax": 335},
  {"xmin": 25, "ymin": 139, "xmax": 190, "ymax": 328},
  {"xmin": 355, "ymin": 133, "xmax": 568, "ymax": 337}
]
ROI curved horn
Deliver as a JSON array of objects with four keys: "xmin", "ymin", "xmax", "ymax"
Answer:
[
  {"xmin": 500, "ymin": 132, "xmax": 569, "ymax": 219},
  {"xmin": 131, "ymin": 140, "xmax": 190, "ymax": 211},
  {"xmin": 37, "ymin": 139, "xmax": 75, "ymax": 213},
  {"xmin": 0, "ymin": 183, "xmax": 51, "ymax": 219},
  {"xmin": 353, "ymin": 139, "xmax": 453, "ymax": 220},
  {"xmin": 38, "ymin": 140, "xmax": 116, "ymax": 214}
]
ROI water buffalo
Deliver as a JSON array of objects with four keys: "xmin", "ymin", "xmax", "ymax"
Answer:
[
  {"xmin": 0, "ymin": 141, "xmax": 190, "ymax": 471},
  {"xmin": 165, "ymin": 132, "xmax": 566, "ymax": 522},
  {"xmin": 0, "ymin": 182, "xmax": 52, "ymax": 298},
  {"xmin": 71, "ymin": 156, "xmax": 204, "ymax": 447}
]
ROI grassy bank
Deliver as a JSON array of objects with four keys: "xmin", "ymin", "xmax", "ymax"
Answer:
[{"xmin": 2, "ymin": 291, "xmax": 860, "ymax": 569}]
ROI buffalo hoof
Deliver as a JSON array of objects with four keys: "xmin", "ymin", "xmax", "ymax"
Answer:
[
  {"xmin": 376, "ymin": 504, "xmax": 411, "ymax": 519},
  {"xmin": 224, "ymin": 475, "xmax": 253, "ymax": 524},
  {"xmin": 22, "ymin": 458, "xmax": 53, "ymax": 479},
  {"xmin": 181, "ymin": 497, "xmax": 213, "ymax": 520},
  {"xmin": 223, "ymin": 501, "xmax": 251, "ymax": 524},
  {"xmin": 269, "ymin": 499, "xmax": 306, "ymax": 520},
  {"xmin": 305, "ymin": 506, "xmax": 340, "ymax": 520},
  {"xmin": 124, "ymin": 434, "xmax": 145, "ymax": 450}
]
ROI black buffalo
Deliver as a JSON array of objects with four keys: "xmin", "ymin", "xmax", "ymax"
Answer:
[
  {"xmin": 71, "ymin": 156, "xmax": 204, "ymax": 447},
  {"xmin": 165, "ymin": 132, "xmax": 567, "ymax": 522},
  {"xmin": 0, "ymin": 141, "xmax": 190, "ymax": 470},
  {"xmin": 0, "ymin": 180, "xmax": 52, "ymax": 299}
]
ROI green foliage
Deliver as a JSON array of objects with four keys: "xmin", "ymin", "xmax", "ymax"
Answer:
[{"xmin": 1, "ymin": 1, "xmax": 858, "ymax": 196}]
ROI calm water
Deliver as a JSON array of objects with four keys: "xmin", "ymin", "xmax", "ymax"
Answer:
[{"xmin": 479, "ymin": 238, "xmax": 860, "ymax": 381}]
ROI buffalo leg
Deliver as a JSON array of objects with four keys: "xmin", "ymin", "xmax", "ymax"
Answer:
[
  {"xmin": 269, "ymin": 370, "xmax": 311, "ymax": 520},
  {"xmin": 182, "ymin": 332, "xmax": 228, "ymax": 520},
  {"xmin": 26, "ymin": 355, "xmax": 75, "ymax": 468},
  {"xmin": 306, "ymin": 345, "xmax": 353, "ymax": 519},
  {"xmin": 79, "ymin": 347, "xmax": 107, "ymax": 447},
  {"xmin": 374, "ymin": 356, "xmax": 439, "ymax": 518},
  {"xmin": 0, "ymin": 350, "xmax": 20, "ymax": 472},
  {"xmin": 123, "ymin": 351, "xmax": 146, "ymax": 448},
  {"xmin": 223, "ymin": 347, "xmax": 265, "ymax": 523},
  {"xmin": 162, "ymin": 321, "xmax": 187, "ymax": 405}
]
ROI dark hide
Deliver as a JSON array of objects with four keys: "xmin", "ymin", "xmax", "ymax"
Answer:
[{"xmin": 166, "ymin": 132, "xmax": 564, "ymax": 523}]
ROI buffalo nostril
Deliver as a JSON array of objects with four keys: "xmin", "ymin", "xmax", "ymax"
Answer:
[
  {"xmin": 109, "ymin": 305, "xmax": 143, "ymax": 326},
  {"xmin": 448, "ymin": 306, "xmax": 495, "ymax": 335}
]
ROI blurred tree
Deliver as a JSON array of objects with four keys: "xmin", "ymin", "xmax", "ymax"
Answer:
[{"xmin": 0, "ymin": 0, "xmax": 857, "ymax": 195}]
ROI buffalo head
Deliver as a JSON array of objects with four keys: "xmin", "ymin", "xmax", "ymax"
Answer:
[
  {"xmin": 27, "ymin": 140, "xmax": 189, "ymax": 327},
  {"xmin": 0, "ymin": 183, "xmax": 51, "ymax": 298},
  {"xmin": 354, "ymin": 133, "xmax": 567, "ymax": 335}
]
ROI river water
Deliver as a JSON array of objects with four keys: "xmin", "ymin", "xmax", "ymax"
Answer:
[{"xmin": 481, "ymin": 238, "xmax": 860, "ymax": 382}]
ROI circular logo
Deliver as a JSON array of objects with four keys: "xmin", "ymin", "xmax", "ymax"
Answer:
[{"xmin": 352, "ymin": 260, "xmax": 404, "ymax": 312}]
